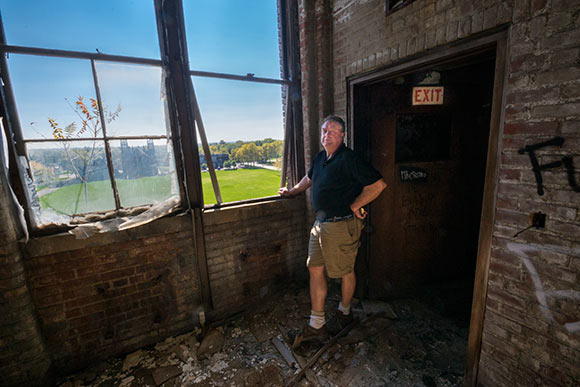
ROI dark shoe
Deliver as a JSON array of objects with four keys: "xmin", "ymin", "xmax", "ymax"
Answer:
[
  {"xmin": 292, "ymin": 324, "xmax": 328, "ymax": 349},
  {"xmin": 335, "ymin": 310, "xmax": 354, "ymax": 330}
]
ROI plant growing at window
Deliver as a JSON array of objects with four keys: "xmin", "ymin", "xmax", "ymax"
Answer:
[{"xmin": 47, "ymin": 96, "xmax": 121, "ymax": 214}]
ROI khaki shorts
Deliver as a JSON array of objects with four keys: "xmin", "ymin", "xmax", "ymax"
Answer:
[{"xmin": 307, "ymin": 217, "xmax": 364, "ymax": 278}]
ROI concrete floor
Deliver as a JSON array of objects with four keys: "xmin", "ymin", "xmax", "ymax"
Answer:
[{"xmin": 57, "ymin": 280, "xmax": 471, "ymax": 386}]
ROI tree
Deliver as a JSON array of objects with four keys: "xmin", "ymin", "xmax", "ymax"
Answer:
[
  {"xmin": 29, "ymin": 160, "xmax": 54, "ymax": 186},
  {"xmin": 261, "ymin": 141, "xmax": 282, "ymax": 162},
  {"xmin": 233, "ymin": 143, "xmax": 260, "ymax": 165},
  {"xmin": 48, "ymin": 96, "xmax": 121, "ymax": 213}
]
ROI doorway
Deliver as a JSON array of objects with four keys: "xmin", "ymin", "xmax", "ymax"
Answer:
[
  {"xmin": 355, "ymin": 54, "xmax": 495, "ymax": 311},
  {"xmin": 349, "ymin": 33, "xmax": 508, "ymax": 384}
]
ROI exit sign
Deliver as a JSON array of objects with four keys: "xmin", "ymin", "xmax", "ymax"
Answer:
[{"xmin": 412, "ymin": 86, "xmax": 444, "ymax": 105}]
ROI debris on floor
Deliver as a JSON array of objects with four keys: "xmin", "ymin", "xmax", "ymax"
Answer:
[{"xmin": 57, "ymin": 282, "xmax": 468, "ymax": 386}]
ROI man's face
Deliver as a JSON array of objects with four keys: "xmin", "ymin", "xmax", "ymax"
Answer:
[{"xmin": 321, "ymin": 120, "xmax": 345, "ymax": 152}]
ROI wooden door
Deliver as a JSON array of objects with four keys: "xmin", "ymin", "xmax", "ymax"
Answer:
[{"xmin": 360, "ymin": 59, "xmax": 495, "ymax": 299}]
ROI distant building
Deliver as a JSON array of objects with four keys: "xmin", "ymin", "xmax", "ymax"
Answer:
[
  {"xmin": 120, "ymin": 139, "xmax": 157, "ymax": 179},
  {"xmin": 200, "ymin": 153, "xmax": 229, "ymax": 169}
]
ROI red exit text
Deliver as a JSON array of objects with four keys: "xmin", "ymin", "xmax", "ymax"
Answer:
[{"xmin": 412, "ymin": 86, "xmax": 444, "ymax": 105}]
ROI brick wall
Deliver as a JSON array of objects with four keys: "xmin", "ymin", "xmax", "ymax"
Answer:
[
  {"xmin": 14, "ymin": 198, "xmax": 309, "ymax": 378},
  {"xmin": 0, "ymin": 172, "xmax": 50, "ymax": 386},
  {"xmin": 298, "ymin": 0, "xmax": 580, "ymax": 385},
  {"xmin": 22, "ymin": 216, "xmax": 201, "ymax": 373},
  {"xmin": 478, "ymin": 0, "xmax": 580, "ymax": 384},
  {"xmin": 204, "ymin": 198, "xmax": 309, "ymax": 316},
  {"xmin": 299, "ymin": 0, "xmax": 335, "ymax": 169}
]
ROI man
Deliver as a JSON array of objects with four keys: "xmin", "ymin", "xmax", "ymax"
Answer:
[{"xmin": 278, "ymin": 115, "xmax": 387, "ymax": 343}]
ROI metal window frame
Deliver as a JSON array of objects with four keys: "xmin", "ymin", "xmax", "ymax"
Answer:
[
  {"xmin": 0, "ymin": 0, "xmax": 302, "ymax": 231},
  {"xmin": 0, "ymin": 47, "xmax": 176, "ymax": 223}
]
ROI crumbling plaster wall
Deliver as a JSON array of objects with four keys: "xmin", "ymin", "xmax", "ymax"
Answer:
[{"xmin": 302, "ymin": 0, "xmax": 580, "ymax": 385}]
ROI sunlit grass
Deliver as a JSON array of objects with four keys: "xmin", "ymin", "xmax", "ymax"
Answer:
[
  {"xmin": 39, "ymin": 168, "xmax": 281, "ymax": 214},
  {"xmin": 202, "ymin": 168, "xmax": 280, "ymax": 205}
]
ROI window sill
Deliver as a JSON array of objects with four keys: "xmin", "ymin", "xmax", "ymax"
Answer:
[{"xmin": 203, "ymin": 194, "xmax": 301, "ymax": 211}]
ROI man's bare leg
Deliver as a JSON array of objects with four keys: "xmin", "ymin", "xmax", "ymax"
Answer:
[
  {"xmin": 340, "ymin": 271, "xmax": 356, "ymax": 313},
  {"xmin": 309, "ymin": 265, "xmax": 327, "ymax": 313},
  {"xmin": 293, "ymin": 266, "xmax": 328, "ymax": 348}
]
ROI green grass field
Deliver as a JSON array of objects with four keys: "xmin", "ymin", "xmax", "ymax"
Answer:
[
  {"xmin": 202, "ymin": 168, "xmax": 280, "ymax": 204},
  {"xmin": 39, "ymin": 168, "xmax": 281, "ymax": 215}
]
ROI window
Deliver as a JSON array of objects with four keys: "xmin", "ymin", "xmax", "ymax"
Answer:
[
  {"xmin": 0, "ymin": 0, "xmax": 301, "ymax": 232},
  {"xmin": 6, "ymin": 53, "xmax": 178, "ymax": 226},
  {"xmin": 183, "ymin": 0, "xmax": 289, "ymax": 206}
]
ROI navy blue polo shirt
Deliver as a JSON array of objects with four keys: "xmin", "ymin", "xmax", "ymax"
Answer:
[{"xmin": 307, "ymin": 143, "xmax": 382, "ymax": 219}]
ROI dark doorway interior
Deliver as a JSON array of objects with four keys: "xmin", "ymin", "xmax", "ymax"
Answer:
[{"xmin": 353, "ymin": 52, "xmax": 496, "ymax": 328}]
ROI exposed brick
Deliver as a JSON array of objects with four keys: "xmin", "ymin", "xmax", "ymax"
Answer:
[
  {"xmin": 496, "ymin": 195, "xmax": 521, "ymax": 210},
  {"xmin": 561, "ymin": 82, "xmax": 580, "ymax": 99},
  {"xmin": 519, "ymin": 200, "xmax": 577, "ymax": 222},
  {"xmin": 560, "ymin": 120, "xmax": 579, "ymax": 135},
  {"xmin": 483, "ymin": 5, "xmax": 499, "ymax": 30},
  {"xmin": 458, "ymin": 16, "xmax": 471, "ymax": 38},
  {"xmin": 552, "ymin": 0, "xmax": 580, "ymax": 12},
  {"xmin": 514, "ymin": 0, "xmax": 531, "ymax": 22},
  {"xmin": 549, "ymin": 220, "xmax": 580, "ymax": 238},
  {"xmin": 488, "ymin": 287, "xmax": 528, "ymax": 310},
  {"xmin": 507, "ymin": 86, "xmax": 559, "ymax": 104},
  {"xmin": 531, "ymin": 102, "xmax": 580, "ymax": 119},
  {"xmin": 536, "ymin": 68, "xmax": 580, "ymax": 86},
  {"xmin": 542, "ymin": 28, "xmax": 580, "ymax": 50},
  {"xmin": 501, "ymin": 137, "xmax": 527, "ymax": 151},
  {"xmin": 547, "ymin": 12, "xmax": 573, "ymax": 33},
  {"xmin": 531, "ymin": 0, "xmax": 548, "ymax": 14},
  {"xmin": 499, "ymin": 167, "xmax": 522, "ymax": 182}
]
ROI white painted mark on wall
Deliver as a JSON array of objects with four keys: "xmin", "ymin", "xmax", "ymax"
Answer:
[{"xmin": 506, "ymin": 242, "xmax": 580, "ymax": 335}]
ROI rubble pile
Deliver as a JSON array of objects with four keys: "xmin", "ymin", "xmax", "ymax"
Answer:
[{"xmin": 58, "ymin": 283, "xmax": 468, "ymax": 386}]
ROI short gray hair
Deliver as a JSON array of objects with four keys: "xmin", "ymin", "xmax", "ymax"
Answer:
[{"xmin": 322, "ymin": 115, "xmax": 346, "ymax": 133}]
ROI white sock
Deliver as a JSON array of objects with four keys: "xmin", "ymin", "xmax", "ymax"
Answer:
[
  {"xmin": 309, "ymin": 310, "xmax": 325, "ymax": 329},
  {"xmin": 338, "ymin": 301, "xmax": 351, "ymax": 315}
]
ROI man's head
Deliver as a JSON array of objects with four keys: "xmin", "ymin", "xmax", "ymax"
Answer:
[{"xmin": 321, "ymin": 115, "xmax": 346, "ymax": 154}]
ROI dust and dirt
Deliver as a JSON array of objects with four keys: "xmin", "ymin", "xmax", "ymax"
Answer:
[{"xmin": 57, "ymin": 281, "xmax": 469, "ymax": 386}]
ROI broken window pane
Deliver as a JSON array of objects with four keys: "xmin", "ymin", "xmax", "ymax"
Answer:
[
  {"xmin": 192, "ymin": 77, "xmax": 284, "ymax": 205},
  {"xmin": 110, "ymin": 139, "xmax": 179, "ymax": 208},
  {"xmin": 27, "ymin": 141, "xmax": 115, "ymax": 219},
  {"xmin": 7, "ymin": 55, "xmax": 96, "ymax": 140},
  {"xmin": 94, "ymin": 62, "xmax": 167, "ymax": 137},
  {"xmin": 0, "ymin": 0, "xmax": 160, "ymax": 59},
  {"xmin": 183, "ymin": 0, "xmax": 281, "ymax": 78}
]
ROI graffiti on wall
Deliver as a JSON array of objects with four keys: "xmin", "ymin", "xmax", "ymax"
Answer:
[
  {"xmin": 518, "ymin": 137, "xmax": 580, "ymax": 195},
  {"xmin": 506, "ymin": 242, "xmax": 580, "ymax": 334}
]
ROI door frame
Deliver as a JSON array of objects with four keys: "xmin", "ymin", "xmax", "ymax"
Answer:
[{"xmin": 347, "ymin": 27, "xmax": 509, "ymax": 386}]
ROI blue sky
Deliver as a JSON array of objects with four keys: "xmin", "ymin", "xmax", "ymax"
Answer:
[{"xmin": 0, "ymin": 0, "xmax": 284, "ymax": 143}]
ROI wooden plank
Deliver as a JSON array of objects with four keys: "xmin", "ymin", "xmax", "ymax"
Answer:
[
  {"xmin": 154, "ymin": 0, "xmax": 212, "ymax": 309},
  {"xmin": 271, "ymin": 337, "xmax": 298, "ymax": 368},
  {"xmin": 280, "ymin": 90, "xmax": 291, "ymax": 188},
  {"xmin": 286, "ymin": 320, "xmax": 357, "ymax": 386},
  {"xmin": 191, "ymin": 85, "xmax": 222, "ymax": 204},
  {"xmin": 90, "ymin": 59, "xmax": 121, "ymax": 210},
  {"xmin": 465, "ymin": 33, "xmax": 508, "ymax": 387}
]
